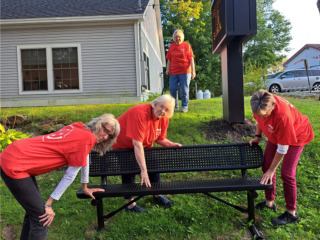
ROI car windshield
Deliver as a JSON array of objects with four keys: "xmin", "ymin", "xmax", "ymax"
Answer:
[{"xmin": 272, "ymin": 72, "xmax": 284, "ymax": 78}]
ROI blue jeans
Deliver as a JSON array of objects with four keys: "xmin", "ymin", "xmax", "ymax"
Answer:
[
  {"xmin": 169, "ymin": 73, "xmax": 191, "ymax": 109},
  {"xmin": 0, "ymin": 167, "xmax": 48, "ymax": 240}
]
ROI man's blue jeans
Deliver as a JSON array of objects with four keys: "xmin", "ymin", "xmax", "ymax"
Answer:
[{"xmin": 169, "ymin": 73, "xmax": 191, "ymax": 109}]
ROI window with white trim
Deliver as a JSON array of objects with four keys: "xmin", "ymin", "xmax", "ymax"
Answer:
[{"xmin": 17, "ymin": 44, "xmax": 82, "ymax": 94}]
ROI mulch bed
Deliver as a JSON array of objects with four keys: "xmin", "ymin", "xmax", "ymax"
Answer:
[{"xmin": 205, "ymin": 118, "xmax": 262, "ymax": 143}]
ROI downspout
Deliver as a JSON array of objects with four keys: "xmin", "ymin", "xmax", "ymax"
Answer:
[
  {"xmin": 154, "ymin": 0, "xmax": 166, "ymax": 67},
  {"xmin": 139, "ymin": 21, "xmax": 143, "ymax": 61}
]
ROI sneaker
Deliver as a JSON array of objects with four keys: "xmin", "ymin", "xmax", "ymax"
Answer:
[
  {"xmin": 181, "ymin": 108, "xmax": 188, "ymax": 113},
  {"xmin": 271, "ymin": 211, "xmax": 300, "ymax": 226},
  {"xmin": 125, "ymin": 205, "xmax": 148, "ymax": 213},
  {"xmin": 255, "ymin": 200, "xmax": 277, "ymax": 212},
  {"xmin": 153, "ymin": 195, "xmax": 172, "ymax": 208},
  {"xmin": 174, "ymin": 107, "xmax": 179, "ymax": 111}
]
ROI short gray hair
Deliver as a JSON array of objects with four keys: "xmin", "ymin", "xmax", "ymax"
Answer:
[
  {"xmin": 172, "ymin": 29, "xmax": 184, "ymax": 41},
  {"xmin": 150, "ymin": 94, "xmax": 175, "ymax": 118},
  {"xmin": 84, "ymin": 114, "xmax": 120, "ymax": 155},
  {"xmin": 250, "ymin": 90, "xmax": 276, "ymax": 114}
]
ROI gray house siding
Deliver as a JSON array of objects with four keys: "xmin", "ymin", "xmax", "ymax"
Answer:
[{"xmin": 1, "ymin": 23, "xmax": 141, "ymax": 107}]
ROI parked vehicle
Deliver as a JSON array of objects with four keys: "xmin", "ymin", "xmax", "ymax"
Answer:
[{"xmin": 265, "ymin": 69, "xmax": 320, "ymax": 93}]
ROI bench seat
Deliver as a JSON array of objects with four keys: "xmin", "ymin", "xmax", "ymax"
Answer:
[{"xmin": 77, "ymin": 177, "xmax": 270, "ymax": 198}]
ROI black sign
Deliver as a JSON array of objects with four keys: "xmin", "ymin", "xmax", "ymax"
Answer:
[
  {"xmin": 212, "ymin": 0, "xmax": 226, "ymax": 54},
  {"xmin": 211, "ymin": 0, "xmax": 257, "ymax": 54}
]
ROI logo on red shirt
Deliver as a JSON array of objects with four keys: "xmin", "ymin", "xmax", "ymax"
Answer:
[
  {"xmin": 42, "ymin": 125, "xmax": 74, "ymax": 141},
  {"xmin": 268, "ymin": 124, "xmax": 274, "ymax": 134},
  {"xmin": 156, "ymin": 128, "xmax": 161, "ymax": 137}
]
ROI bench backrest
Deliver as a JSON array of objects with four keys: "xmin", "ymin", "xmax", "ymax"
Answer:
[{"xmin": 89, "ymin": 143, "xmax": 263, "ymax": 177}]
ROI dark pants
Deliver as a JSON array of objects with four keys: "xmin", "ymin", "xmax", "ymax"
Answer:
[
  {"xmin": 0, "ymin": 167, "xmax": 48, "ymax": 240},
  {"xmin": 263, "ymin": 141, "xmax": 304, "ymax": 211},
  {"xmin": 122, "ymin": 172, "xmax": 161, "ymax": 200}
]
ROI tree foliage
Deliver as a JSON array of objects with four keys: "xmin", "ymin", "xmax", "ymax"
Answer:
[{"xmin": 243, "ymin": 0, "xmax": 292, "ymax": 68}]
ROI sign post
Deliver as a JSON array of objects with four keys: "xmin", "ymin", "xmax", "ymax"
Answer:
[
  {"xmin": 212, "ymin": 0, "xmax": 257, "ymax": 123},
  {"xmin": 304, "ymin": 59, "xmax": 311, "ymax": 93}
]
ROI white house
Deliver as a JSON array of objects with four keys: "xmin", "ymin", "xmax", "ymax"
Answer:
[
  {"xmin": 0, "ymin": 0, "xmax": 166, "ymax": 107},
  {"xmin": 283, "ymin": 44, "xmax": 320, "ymax": 70}
]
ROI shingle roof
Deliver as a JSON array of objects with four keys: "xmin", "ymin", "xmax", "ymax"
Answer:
[{"xmin": 1, "ymin": 0, "xmax": 149, "ymax": 19}]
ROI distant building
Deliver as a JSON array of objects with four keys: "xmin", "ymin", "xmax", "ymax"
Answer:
[{"xmin": 283, "ymin": 44, "xmax": 320, "ymax": 70}]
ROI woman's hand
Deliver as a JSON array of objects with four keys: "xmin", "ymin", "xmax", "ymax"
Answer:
[
  {"xmin": 39, "ymin": 207, "xmax": 55, "ymax": 227},
  {"xmin": 83, "ymin": 187, "xmax": 105, "ymax": 200},
  {"xmin": 140, "ymin": 170, "xmax": 151, "ymax": 187},
  {"xmin": 260, "ymin": 169, "xmax": 275, "ymax": 185},
  {"xmin": 249, "ymin": 137, "xmax": 261, "ymax": 146},
  {"xmin": 191, "ymin": 71, "xmax": 196, "ymax": 79},
  {"xmin": 169, "ymin": 142, "xmax": 182, "ymax": 147}
]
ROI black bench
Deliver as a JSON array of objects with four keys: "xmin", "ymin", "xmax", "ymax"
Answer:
[{"xmin": 77, "ymin": 143, "xmax": 272, "ymax": 239}]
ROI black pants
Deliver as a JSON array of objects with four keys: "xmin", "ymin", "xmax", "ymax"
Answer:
[
  {"xmin": 121, "ymin": 172, "xmax": 161, "ymax": 200},
  {"xmin": 0, "ymin": 167, "xmax": 48, "ymax": 240}
]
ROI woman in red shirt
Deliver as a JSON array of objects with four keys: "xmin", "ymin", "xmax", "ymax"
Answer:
[
  {"xmin": 165, "ymin": 29, "xmax": 196, "ymax": 113},
  {"xmin": 113, "ymin": 95, "xmax": 182, "ymax": 213},
  {"xmin": 249, "ymin": 90, "xmax": 314, "ymax": 226},
  {"xmin": 0, "ymin": 114, "xmax": 120, "ymax": 239}
]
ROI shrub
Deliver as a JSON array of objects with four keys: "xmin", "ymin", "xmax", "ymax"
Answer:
[{"xmin": 0, "ymin": 124, "xmax": 32, "ymax": 152}]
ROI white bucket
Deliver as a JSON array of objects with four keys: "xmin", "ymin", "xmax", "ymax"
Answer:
[
  {"xmin": 197, "ymin": 90, "xmax": 203, "ymax": 100},
  {"xmin": 204, "ymin": 90, "xmax": 211, "ymax": 99}
]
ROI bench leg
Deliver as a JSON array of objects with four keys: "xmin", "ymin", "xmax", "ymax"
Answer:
[
  {"xmin": 96, "ymin": 198, "xmax": 105, "ymax": 230},
  {"xmin": 247, "ymin": 190, "xmax": 263, "ymax": 239},
  {"xmin": 104, "ymin": 196, "xmax": 144, "ymax": 219}
]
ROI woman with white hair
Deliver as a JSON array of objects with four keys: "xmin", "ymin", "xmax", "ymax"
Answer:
[
  {"xmin": 0, "ymin": 114, "xmax": 120, "ymax": 239},
  {"xmin": 249, "ymin": 90, "xmax": 314, "ymax": 226},
  {"xmin": 165, "ymin": 29, "xmax": 196, "ymax": 113},
  {"xmin": 112, "ymin": 94, "xmax": 182, "ymax": 212}
]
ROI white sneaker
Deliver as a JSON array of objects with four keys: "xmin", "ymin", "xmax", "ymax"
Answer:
[
  {"xmin": 174, "ymin": 107, "xmax": 179, "ymax": 111},
  {"xmin": 181, "ymin": 108, "xmax": 188, "ymax": 113}
]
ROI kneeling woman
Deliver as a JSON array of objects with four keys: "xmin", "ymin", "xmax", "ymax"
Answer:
[{"xmin": 0, "ymin": 114, "xmax": 120, "ymax": 239}]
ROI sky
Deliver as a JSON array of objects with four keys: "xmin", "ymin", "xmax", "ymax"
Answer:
[{"xmin": 272, "ymin": 0, "xmax": 320, "ymax": 58}]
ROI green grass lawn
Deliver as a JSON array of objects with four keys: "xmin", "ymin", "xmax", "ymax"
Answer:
[{"xmin": 1, "ymin": 96, "xmax": 319, "ymax": 239}]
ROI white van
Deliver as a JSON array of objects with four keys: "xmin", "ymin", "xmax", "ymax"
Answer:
[{"xmin": 265, "ymin": 69, "xmax": 320, "ymax": 93}]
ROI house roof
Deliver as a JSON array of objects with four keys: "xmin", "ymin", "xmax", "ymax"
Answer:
[
  {"xmin": 1, "ymin": 0, "xmax": 149, "ymax": 19},
  {"xmin": 283, "ymin": 44, "xmax": 320, "ymax": 67}
]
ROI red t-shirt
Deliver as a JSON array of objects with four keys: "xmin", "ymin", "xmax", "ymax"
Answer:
[
  {"xmin": 253, "ymin": 96, "xmax": 314, "ymax": 146},
  {"xmin": 166, "ymin": 42, "xmax": 194, "ymax": 75},
  {"xmin": 112, "ymin": 104, "xmax": 169, "ymax": 149},
  {"xmin": 0, "ymin": 123, "xmax": 96, "ymax": 179}
]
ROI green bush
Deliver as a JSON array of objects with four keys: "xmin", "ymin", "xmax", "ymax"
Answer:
[{"xmin": 0, "ymin": 124, "xmax": 32, "ymax": 152}]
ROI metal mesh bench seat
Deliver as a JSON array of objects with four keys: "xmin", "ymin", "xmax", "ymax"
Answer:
[
  {"xmin": 76, "ymin": 143, "xmax": 272, "ymax": 239},
  {"xmin": 77, "ymin": 178, "xmax": 269, "ymax": 198}
]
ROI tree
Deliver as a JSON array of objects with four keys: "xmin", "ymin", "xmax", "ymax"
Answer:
[{"xmin": 243, "ymin": 0, "xmax": 292, "ymax": 68}]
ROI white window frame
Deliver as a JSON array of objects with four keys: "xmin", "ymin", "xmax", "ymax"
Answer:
[{"xmin": 17, "ymin": 43, "xmax": 83, "ymax": 95}]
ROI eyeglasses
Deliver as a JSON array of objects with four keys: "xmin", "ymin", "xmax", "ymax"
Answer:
[
  {"xmin": 159, "ymin": 104, "xmax": 170, "ymax": 113},
  {"xmin": 102, "ymin": 125, "xmax": 114, "ymax": 139}
]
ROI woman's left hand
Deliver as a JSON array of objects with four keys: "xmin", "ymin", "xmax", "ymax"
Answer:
[
  {"xmin": 260, "ymin": 169, "xmax": 275, "ymax": 185},
  {"xmin": 83, "ymin": 188, "xmax": 105, "ymax": 200},
  {"xmin": 39, "ymin": 207, "xmax": 55, "ymax": 226}
]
